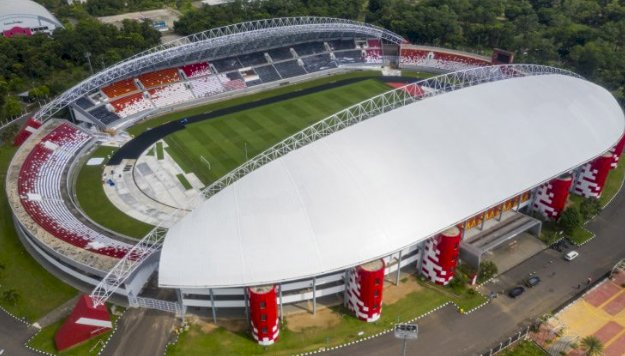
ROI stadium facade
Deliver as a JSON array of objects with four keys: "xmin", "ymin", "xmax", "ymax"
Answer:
[
  {"xmin": 5, "ymin": 17, "xmax": 625, "ymax": 349},
  {"xmin": 0, "ymin": 0, "xmax": 63, "ymax": 38}
]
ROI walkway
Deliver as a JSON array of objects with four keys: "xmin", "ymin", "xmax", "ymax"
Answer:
[
  {"xmin": 0, "ymin": 310, "xmax": 39, "ymax": 355},
  {"xmin": 100, "ymin": 308, "xmax": 177, "ymax": 356}
]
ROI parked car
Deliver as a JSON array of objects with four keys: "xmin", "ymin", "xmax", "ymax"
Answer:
[
  {"xmin": 564, "ymin": 251, "xmax": 579, "ymax": 261},
  {"xmin": 524, "ymin": 276, "xmax": 541, "ymax": 288},
  {"xmin": 550, "ymin": 238, "xmax": 572, "ymax": 252},
  {"xmin": 508, "ymin": 286, "xmax": 525, "ymax": 298}
]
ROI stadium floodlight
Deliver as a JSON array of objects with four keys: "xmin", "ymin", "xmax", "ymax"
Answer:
[{"xmin": 394, "ymin": 323, "xmax": 418, "ymax": 356}]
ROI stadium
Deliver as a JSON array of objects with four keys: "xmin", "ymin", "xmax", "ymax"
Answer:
[
  {"xmin": 4, "ymin": 17, "xmax": 625, "ymax": 349},
  {"xmin": 0, "ymin": 0, "xmax": 63, "ymax": 38}
]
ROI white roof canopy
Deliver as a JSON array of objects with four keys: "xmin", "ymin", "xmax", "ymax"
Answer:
[{"xmin": 159, "ymin": 74, "xmax": 625, "ymax": 288}]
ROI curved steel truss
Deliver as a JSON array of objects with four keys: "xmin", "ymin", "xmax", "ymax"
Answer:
[
  {"xmin": 90, "ymin": 227, "xmax": 167, "ymax": 307},
  {"xmin": 201, "ymin": 64, "xmax": 582, "ymax": 201},
  {"xmin": 35, "ymin": 17, "xmax": 404, "ymax": 121}
]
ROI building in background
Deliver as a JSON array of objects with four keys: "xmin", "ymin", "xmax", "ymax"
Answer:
[{"xmin": 0, "ymin": 0, "xmax": 63, "ymax": 38}]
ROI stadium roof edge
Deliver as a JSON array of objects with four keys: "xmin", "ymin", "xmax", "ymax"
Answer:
[
  {"xmin": 34, "ymin": 17, "xmax": 404, "ymax": 121},
  {"xmin": 198, "ymin": 64, "xmax": 583, "ymax": 201},
  {"xmin": 158, "ymin": 72, "xmax": 625, "ymax": 288}
]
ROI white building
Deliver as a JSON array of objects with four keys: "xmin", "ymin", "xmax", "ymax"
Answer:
[{"xmin": 0, "ymin": 0, "xmax": 63, "ymax": 37}]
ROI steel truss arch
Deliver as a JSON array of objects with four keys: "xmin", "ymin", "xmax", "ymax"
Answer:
[
  {"xmin": 35, "ymin": 17, "xmax": 404, "ymax": 121},
  {"xmin": 200, "ymin": 64, "xmax": 582, "ymax": 201},
  {"xmin": 90, "ymin": 227, "xmax": 166, "ymax": 307}
]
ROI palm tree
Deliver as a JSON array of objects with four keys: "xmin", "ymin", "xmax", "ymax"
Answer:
[
  {"xmin": 1, "ymin": 289, "xmax": 20, "ymax": 305},
  {"xmin": 580, "ymin": 335, "xmax": 604, "ymax": 356}
]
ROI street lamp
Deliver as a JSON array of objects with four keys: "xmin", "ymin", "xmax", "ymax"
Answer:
[
  {"xmin": 84, "ymin": 51, "xmax": 94, "ymax": 75},
  {"xmin": 394, "ymin": 323, "xmax": 418, "ymax": 356}
]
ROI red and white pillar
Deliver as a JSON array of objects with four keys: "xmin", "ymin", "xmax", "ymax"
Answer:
[
  {"xmin": 54, "ymin": 295, "xmax": 112, "ymax": 351},
  {"xmin": 421, "ymin": 227, "xmax": 461, "ymax": 285},
  {"xmin": 345, "ymin": 259, "xmax": 385, "ymax": 322},
  {"xmin": 532, "ymin": 175, "xmax": 573, "ymax": 220},
  {"xmin": 610, "ymin": 134, "xmax": 625, "ymax": 169},
  {"xmin": 574, "ymin": 152, "xmax": 613, "ymax": 198},
  {"xmin": 248, "ymin": 286, "xmax": 279, "ymax": 346}
]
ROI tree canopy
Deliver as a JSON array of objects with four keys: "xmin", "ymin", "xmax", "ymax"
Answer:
[
  {"xmin": 172, "ymin": 0, "xmax": 625, "ymax": 104},
  {"xmin": 5, "ymin": 0, "xmax": 624, "ymax": 123},
  {"xmin": 0, "ymin": 15, "xmax": 161, "ymax": 121}
]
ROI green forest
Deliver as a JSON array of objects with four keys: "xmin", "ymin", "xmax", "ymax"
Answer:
[{"xmin": 0, "ymin": 0, "xmax": 623, "ymax": 122}]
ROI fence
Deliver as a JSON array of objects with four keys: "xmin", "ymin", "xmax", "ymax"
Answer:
[{"xmin": 480, "ymin": 325, "xmax": 539, "ymax": 355}]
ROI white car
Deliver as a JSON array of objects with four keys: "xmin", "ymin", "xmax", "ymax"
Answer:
[{"xmin": 564, "ymin": 251, "xmax": 579, "ymax": 261}]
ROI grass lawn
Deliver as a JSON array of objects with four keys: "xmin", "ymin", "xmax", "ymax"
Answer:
[
  {"xmin": 500, "ymin": 340, "xmax": 547, "ymax": 356},
  {"xmin": 167, "ymin": 276, "xmax": 485, "ymax": 355},
  {"xmin": 164, "ymin": 79, "xmax": 391, "ymax": 185},
  {"xmin": 176, "ymin": 174, "xmax": 192, "ymax": 190},
  {"xmin": 73, "ymin": 73, "xmax": 399, "ymax": 238},
  {"xmin": 27, "ymin": 306, "xmax": 122, "ymax": 355},
  {"xmin": 568, "ymin": 226, "xmax": 594, "ymax": 245},
  {"xmin": 400, "ymin": 70, "xmax": 435, "ymax": 79},
  {"xmin": 74, "ymin": 146, "xmax": 153, "ymax": 238},
  {"xmin": 0, "ymin": 145, "xmax": 77, "ymax": 321},
  {"xmin": 128, "ymin": 70, "xmax": 385, "ymax": 137},
  {"xmin": 600, "ymin": 157, "xmax": 625, "ymax": 206},
  {"xmin": 155, "ymin": 141, "xmax": 164, "ymax": 160}
]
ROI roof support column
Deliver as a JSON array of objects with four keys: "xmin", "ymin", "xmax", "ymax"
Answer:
[
  {"xmin": 244, "ymin": 290, "xmax": 249, "ymax": 324},
  {"xmin": 395, "ymin": 250, "xmax": 402, "ymax": 285},
  {"xmin": 343, "ymin": 270, "xmax": 349, "ymax": 308},
  {"xmin": 312, "ymin": 277, "xmax": 317, "ymax": 315},
  {"xmin": 279, "ymin": 284, "xmax": 284, "ymax": 323},
  {"xmin": 479, "ymin": 212, "xmax": 485, "ymax": 230},
  {"xmin": 528, "ymin": 188, "xmax": 538, "ymax": 214},
  {"xmin": 209, "ymin": 288, "xmax": 217, "ymax": 324}
]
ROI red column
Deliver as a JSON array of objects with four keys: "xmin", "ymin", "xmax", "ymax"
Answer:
[
  {"xmin": 248, "ymin": 286, "xmax": 279, "ymax": 346},
  {"xmin": 421, "ymin": 227, "xmax": 461, "ymax": 285},
  {"xmin": 345, "ymin": 259, "xmax": 385, "ymax": 322},
  {"xmin": 532, "ymin": 175, "xmax": 573, "ymax": 220},
  {"xmin": 54, "ymin": 295, "xmax": 112, "ymax": 351},
  {"xmin": 574, "ymin": 152, "xmax": 613, "ymax": 198},
  {"xmin": 611, "ymin": 134, "xmax": 625, "ymax": 169}
]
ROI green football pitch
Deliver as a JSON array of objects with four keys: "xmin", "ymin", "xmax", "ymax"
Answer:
[{"xmin": 163, "ymin": 78, "xmax": 392, "ymax": 185}]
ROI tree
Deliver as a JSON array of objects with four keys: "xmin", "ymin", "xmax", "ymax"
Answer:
[
  {"xmin": 0, "ymin": 123, "xmax": 19, "ymax": 144},
  {"xmin": 1, "ymin": 289, "xmax": 20, "ymax": 305},
  {"xmin": 580, "ymin": 198, "xmax": 602, "ymax": 220},
  {"xmin": 28, "ymin": 85, "xmax": 50, "ymax": 100},
  {"xmin": 0, "ymin": 80, "xmax": 7, "ymax": 110},
  {"xmin": 558, "ymin": 208, "xmax": 581, "ymax": 235},
  {"xmin": 478, "ymin": 261, "xmax": 498, "ymax": 283},
  {"xmin": 580, "ymin": 335, "xmax": 604, "ymax": 356}
]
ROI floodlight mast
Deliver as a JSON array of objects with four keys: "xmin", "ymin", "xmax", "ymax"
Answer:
[{"xmin": 394, "ymin": 323, "xmax": 418, "ymax": 356}]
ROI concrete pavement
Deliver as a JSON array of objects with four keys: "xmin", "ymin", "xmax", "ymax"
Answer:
[
  {"xmin": 100, "ymin": 308, "xmax": 176, "ymax": 356},
  {"xmin": 329, "ymin": 185, "xmax": 625, "ymax": 356},
  {"xmin": 0, "ymin": 310, "xmax": 38, "ymax": 355}
]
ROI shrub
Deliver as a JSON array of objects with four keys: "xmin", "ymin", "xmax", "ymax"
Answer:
[
  {"xmin": 580, "ymin": 197, "xmax": 602, "ymax": 220},
  {"xmin": 477, "ymin": 261, "xmax": 498, "ymax": 283},
  {"xmin": 558, "ymin": 208, "xmax": 581, "ymax": 235}
]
